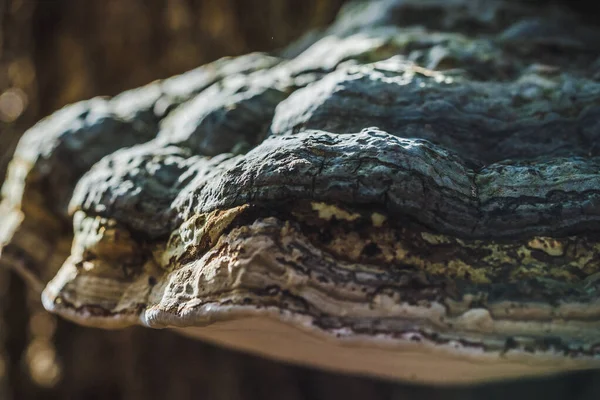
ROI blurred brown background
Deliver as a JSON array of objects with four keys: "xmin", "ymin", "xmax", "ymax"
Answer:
[{"xmin": 1, "ymin": 1, "xmax": 600, "ymax": 399}]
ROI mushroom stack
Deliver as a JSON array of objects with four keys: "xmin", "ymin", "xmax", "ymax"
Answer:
[{"xmin": 2, "ymin": 0, "xmax": 600, "ymax": 384}]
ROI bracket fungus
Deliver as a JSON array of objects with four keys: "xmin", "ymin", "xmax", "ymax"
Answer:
[{"xmin": 2, "ymin": 0, "xmax": 600, "ymax": 385}]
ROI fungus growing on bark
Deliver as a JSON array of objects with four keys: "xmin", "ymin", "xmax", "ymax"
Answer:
[{"xmin": 2, "ymin": 0, "xmax": 600, "ymax": 385}]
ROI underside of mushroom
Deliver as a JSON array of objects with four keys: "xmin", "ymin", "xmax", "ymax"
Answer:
[{"xmin": 2, "ymin": 0, "xmax": 600, "ymax": 385}]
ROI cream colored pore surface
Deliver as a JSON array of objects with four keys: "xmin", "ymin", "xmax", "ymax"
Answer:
[{"xmin": 176, "ymin": 316, "xmax": 593, "ymax": 385}]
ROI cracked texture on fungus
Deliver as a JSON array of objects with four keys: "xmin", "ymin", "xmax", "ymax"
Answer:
[{"xmin": 2, "ymin": 0, "xmax": 600, "ymax": 385}]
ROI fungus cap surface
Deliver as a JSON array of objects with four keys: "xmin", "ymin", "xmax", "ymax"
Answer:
[{"xmin": 2, "ymin": 0, "xmax": 600, "ymax": 385}]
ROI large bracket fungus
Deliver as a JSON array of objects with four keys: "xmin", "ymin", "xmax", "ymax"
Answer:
[{"xmin": 2, "ymin": 0, "xmax": 600, "ymax": 385}]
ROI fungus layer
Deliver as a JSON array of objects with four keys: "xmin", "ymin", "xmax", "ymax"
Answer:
[{"xmin": 2, "ymin": 0, "xmax": 600, "ymax": 384}]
